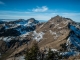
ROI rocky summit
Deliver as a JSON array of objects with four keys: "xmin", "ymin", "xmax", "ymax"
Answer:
[{"xmin": 0, "ymin": 15, "xmax": 80, "ymax": 60}]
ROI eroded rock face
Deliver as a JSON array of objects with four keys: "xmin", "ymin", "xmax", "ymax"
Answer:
[
  {"xmin": 35, "ymin": 16, "xmax": 72, "ymax": 50},
  {"xmin": 0, "ymin": 40, "xmax": 8, "ymax": 53}
]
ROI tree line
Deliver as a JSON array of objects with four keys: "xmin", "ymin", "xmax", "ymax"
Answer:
[{"xmin": 24, "ymin": 42, "xmax": 68, "ymax": 60}]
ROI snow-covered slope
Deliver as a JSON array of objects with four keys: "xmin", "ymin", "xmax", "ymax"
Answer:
[
  {"xmin": 0, "ymin": 18, "xmax": 39, "ymax": 42},
  {"xmin": 61, "ymin": 24, "xmax": 80, "ymax": 57},
  {"xmin": 67, "ymin": 25, "xmax": 80, "ymax": 50},
  {"xmin": 0, "ymin": 18, "xmax": 40, "ymax": 59}
]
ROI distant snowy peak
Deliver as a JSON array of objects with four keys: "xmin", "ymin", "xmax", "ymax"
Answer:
[
  {"xmin": 0, "ymin": 20, "xmax": 6, "ymax": 24},
  {"xmin": 14, "ymin": 18, "xmax": 39, "ymax": 35},
  {"xmin": 0, "ymin": 18, "xmax": 39, "ymax": 37},
  {"xmin": 7, "ymin": 18, "xmax": 39, "ymax": 25}
]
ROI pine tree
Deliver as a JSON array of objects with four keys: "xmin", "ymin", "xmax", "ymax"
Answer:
[
  {"xmin": 60, "ymin": 43, "xmax": 67, "ymax": 51},
  {"xmin": 45, "ymin": 48, "xmax": 54, "ymax": 60},
  {"xmin": 25, "ymin": 42, "xmax": 39, "ymax": 60}
]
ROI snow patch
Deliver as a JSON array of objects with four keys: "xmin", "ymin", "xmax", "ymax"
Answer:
[
  {"xmin": 32, "ymin": 31, "xmax": 45, "ymax": 41},
  {"xmin": 70, "ymin": 25, "xmax": 80, "ymax": 36},
  {"xmin": 16, "ymin": 20, "xmax": 27, "ymax": 25},
  {"xmin": 20, "ymin": 32, "xmax": 30, "ymax": 37},
  {"xmin": 10, "ymin": 24, "xmax": 20, "ymax": 28},
  {"xmin": 58, "ymin": 27, "xmax": 62, "ymax": 29},
  {"xmin": 49, "ymin": 30, "xmax": 56, "ymax": 35},
  {"xmin": 65, "ymin": 26, "xmax": 80, "ymax": 56},
  {"xmin": 0, "ymin": 37, "xmax": 15, "ymax": 42},
  {"xmin": 60, "ymin": 51, "xmax": 80, "ymax": 57},
  {"xmin": 15, "ymin": 55, "xmax": 25, "ymax": 60},
  {"xmin": 24, "ymin": 21, "xmax": 31, "ymax": 26},
  {"xmin": 16, "ymin": 26, "xmax": 27, "ymax": 35},
  {"xmin": 57, "ymin": 24, "xmax": 59, "ymax": 26},
  {"xmin": 3, "ymin": 37, "xmax": 8, "ymax": 41},
  {"xmin": 51, "ymin": 49, "xmax": 57, "ymax": 51},
  {"xmin": 54, "ymin": 35, "xmax": 58, "ymax": 39},
  {"xmin": 49, "ymin": 30, "xmax": 59, "ymax": 39},
  {"xmin": 66, "ymin": 37, "xmax": 71, "ymax": 46}
]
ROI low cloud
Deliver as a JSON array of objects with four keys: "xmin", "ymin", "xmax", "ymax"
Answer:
[
  {"xmin": 0, "ymin": 10, "xmax": 80, "ymax": 22},
  {"xmin": 32, "ymin": 6, "xmax": 48, "ymax": 12}
]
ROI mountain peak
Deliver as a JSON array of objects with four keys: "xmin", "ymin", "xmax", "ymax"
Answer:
[
  {"xmin": 28, "ymin": 18, "xmax": 35, "ymax": 21},
  {"xmin": 54, "ymin": 15, "xmax": 61, "ymax": 18},
  {"xmin": 48, "ymin": 15, "xmax": 73, "ymax": 25},
  {"xmin": 51, "ymin": 15, "xmax": 62, "ymax": 19}
]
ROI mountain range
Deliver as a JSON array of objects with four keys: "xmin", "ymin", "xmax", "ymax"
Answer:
[{"xmin": 0, "ymin": 15, "xmax": 80, "ymax": 60}]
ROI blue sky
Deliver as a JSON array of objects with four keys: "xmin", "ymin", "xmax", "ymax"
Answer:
[{"xmin": 0, "ymin": 0, "xmax": 80, "ymax": 22}]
